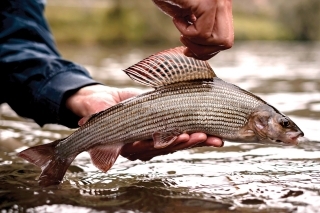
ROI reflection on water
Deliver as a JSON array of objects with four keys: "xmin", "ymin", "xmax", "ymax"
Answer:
[{"xmin": 0, "ymin": 41, "xmax": 319, "ymax": 213}]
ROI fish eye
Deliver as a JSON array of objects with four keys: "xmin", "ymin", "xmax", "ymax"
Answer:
[{"xmin": 279, "ymin": 118, "xmax": 290, "ymax": 127}]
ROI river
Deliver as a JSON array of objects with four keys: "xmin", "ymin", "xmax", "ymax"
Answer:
[{"xmin": 0, "ymin": 41, "xmax": 319, "ymax": 213}]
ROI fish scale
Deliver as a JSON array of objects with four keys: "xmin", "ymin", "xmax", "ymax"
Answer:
[
  {"xmin": 56, "ymin": 79, "xmax": 263, "ymax": 158},
  {"xmin": 17, "ymin": 47, "xmax": 304, "ymax": 186}
]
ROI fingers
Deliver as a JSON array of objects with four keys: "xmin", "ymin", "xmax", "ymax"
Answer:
[
  {"xmin": 173, "ymin": 0, "xmax": 234, "ymax": 60},
  {"xmin": 172, "ymin": 3, "xmax": 217, "ymax": 41},
  {"xmin": 180, "ymin": 36, "xmax": 221, "ymax": 60},
  {"xmin": 73, "ymin": 86, "xmax": 143, "ymax": 126},
  {"xmin": 120, "ymin": 133, "xmax": 223, "ymax": 161},
  {"xmin": 121, "ymin": 140, "xmax": 155, "ymax": 156},
  {"xmin": 174, "ymin": 0, "xmax": 233, "ymax": 44},
  {"xmin": 172, "ymin": 133, "xmax": 206, "ymax": 150},
  {"xmin": 206, "ymin": 136, "xmax": 224, "ymax": 147},
  {"xmin": 194, "ymin": 136, "xmax": 224, "ymax": 148},
  {"xmin": 120, "ymin": 134, "xmax": 190, "ymax": 160}
]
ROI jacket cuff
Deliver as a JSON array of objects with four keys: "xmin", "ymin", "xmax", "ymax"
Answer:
[{"xmin": 37, "ymin": 68, "xmax": 100, "ymax": 128}]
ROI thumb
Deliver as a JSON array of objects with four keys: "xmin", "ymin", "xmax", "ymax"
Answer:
[
  {"xmin": 116, "ymin": 88, "xmax": 143, "ymax": 102},
  {"xmin": 173, "ymin": 14, "xmax": 197, "ymax": 36},
  {"xmin": 77, "ymin": 88, "xmax": 143, "ymax": 127}
]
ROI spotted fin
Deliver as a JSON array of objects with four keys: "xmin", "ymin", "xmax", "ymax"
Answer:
[{"xmin": 123, "ymin": 46, "xmax": 216, "ymax": 88}]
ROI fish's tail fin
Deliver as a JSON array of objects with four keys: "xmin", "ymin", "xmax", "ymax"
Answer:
[{"xmin": 17, "ymin": 138, "xmax": 76, "ymax": 187}]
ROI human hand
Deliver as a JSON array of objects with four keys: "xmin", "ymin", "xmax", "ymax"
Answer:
[
  {"xmin": 152, "ymin": 0, "xmax": 234, "ymax": 60},
  {"xmin": 66, "ymin": 85, "xmax": 223, "ymax": 161}
]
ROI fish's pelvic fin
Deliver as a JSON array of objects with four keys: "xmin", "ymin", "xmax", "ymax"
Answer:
[
  {"xmin": 152, "ymin": 130, "xmax": 181, "ymax": 149},
  {"xmin": 88, "ymin": 143, "xmax": 123, "ymax": 172},
  {"xmin": 123, "ymin": 46, "xmax": 216, "ymax": 88},
  {"xmin": 17, "ymin": 138, "xmax": 76, "ymax": 187}
]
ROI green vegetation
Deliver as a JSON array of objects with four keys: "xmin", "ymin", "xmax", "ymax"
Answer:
[
  {"xmin": 45, "ymin": 1, "xmax": 179, "ymax": 46},
  {"xmin": 277, "ymin": 0, "xmax": 320, "ymax": 40},
  {"xmin": 233, "ymin": 13, "xmax": 293, "ymax": 40},
  {"xmin": 45, "ymin": 0, "xmax": 320, "ymax": 46}
]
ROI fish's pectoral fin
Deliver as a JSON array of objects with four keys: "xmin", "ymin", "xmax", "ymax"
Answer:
[
  {"xmin": 152, "ymin": 129, "xmax": 181, "ymax": 149},
  {"xmin": 241, "ymin": 129, "xmax": 257, "ymax": 141},
  {"xmin": 123, "ymin": 46, "xmax": 216, "ymax": 88},
  {"xmin": 88, "ymin": 143, "xmax": 123, "ymax": 172},
  {"xmin": 239, "ymin": 129, "xmax": 255, "ymax": 137}
]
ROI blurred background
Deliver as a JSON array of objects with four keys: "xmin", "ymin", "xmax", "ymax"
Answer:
[
  {"xmin": 46, "ymin": 0, "xmax": 320, "ymax": 47},
  {"xmin": 1, "ymin": 1, "xmax": 320, "ymax": 212}
]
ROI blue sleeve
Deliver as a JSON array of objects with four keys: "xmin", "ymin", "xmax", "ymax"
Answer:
[{"xmin": 0, "ymin": 0, "xmax": 100, "ymax": 128}]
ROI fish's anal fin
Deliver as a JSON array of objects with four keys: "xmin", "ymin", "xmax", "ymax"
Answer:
[
  {"xmin": 123, "ymin": 46, "xmax": 216, "ymax": 88},
  {"xmin": 152, "ymin": 129, "xmax": 181, "ymax": 149},
  {"xmin": 88, "ymin": 143, "xmax": 123, "ymax": 172}
]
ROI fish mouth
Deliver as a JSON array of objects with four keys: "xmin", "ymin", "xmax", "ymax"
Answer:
[
  {"xmin": 287, "ymin": 131, "xmax": 305, "ymax": 145},
  {"xmin": 272, "ymin": 131, "xmax": 304, "ymax": 145}
]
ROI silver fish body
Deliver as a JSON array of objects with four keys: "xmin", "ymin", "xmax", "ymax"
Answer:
[
  {"xmin": 57, "ymin": 79, "xmax": 262, "ymax": 157},
  {"xmin": 18, "ymin": 47, "xmax": 304, "ymax": 186}
]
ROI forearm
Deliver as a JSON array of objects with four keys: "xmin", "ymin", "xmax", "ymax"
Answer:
[
  {"xmin": 0, "ymin": 0, "xmax": 100, "ymax": 128},
  {"xmin": 0, "ymin": 49, "xmax": 99, "ymax": 128}
]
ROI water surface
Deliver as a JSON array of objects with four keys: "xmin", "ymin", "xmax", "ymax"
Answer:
[{"xmin": 0, "ymin": 41, "xmax": 319, "ymax": 213}]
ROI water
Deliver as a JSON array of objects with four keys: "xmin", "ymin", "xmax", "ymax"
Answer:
[{"xmin": 0, "ymin": 41, "xmax": 319, "ymax": 213}]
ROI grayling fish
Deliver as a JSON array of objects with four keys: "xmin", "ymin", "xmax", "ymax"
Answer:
[{"xmin": 17, "ymin": 47, "xmax": 304, "ymax": 187}]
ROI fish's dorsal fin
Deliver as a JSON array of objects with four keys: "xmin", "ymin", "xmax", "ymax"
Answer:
[{"xmin": 123, "ymin": 46, "xmax": 216, "ymax": 88}]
